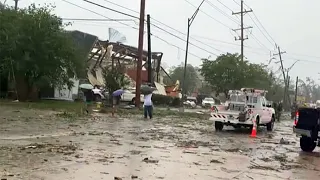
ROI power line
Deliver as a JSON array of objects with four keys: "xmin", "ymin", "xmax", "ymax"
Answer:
[
  {"xmin": 64, "ymin": 0, "xmax": 320, "ymax": 64},
  {"xmin": 80, "ymin": 0, "xmax": 222, "ymax": 56},
  {"xmin": 231, "ymin": 1, "xmax": 275, "ymax": 53},
  {"xmin": 147, "ymin": 21, "xmax": 225, "ymax": 54},
  {"xmin": 63, "ymin": 1, "xmax": 226, "ymax": 55},
  {"xmin": 183, "ymin": 0, "xmax": 233, "ymax": 29},
  {"xmin": 68, "ymin": 21, "xmax": 271, "ymax": 56},
  {"xmin": 60, "ymin": 0, "xmax": 203, "ymax": 59},
  {"xmin": 217, "ymin": 0, "xmax": 235, "ymax": 12},
  {"xmin": 247, "ymin": 30, "xmax": 271, "ymax": 51},
  {"xmin": 74, "ymin": 22, "xmax": 320, "ymax": 64},
  {"xmin": 102, "ymin": 0, "xmax": 139, "ymax": 14},
  {"xmin": 247, "ymin": 14, "xmax": 274, "ymax": 47},
  {"xmin": 232, "ymin": 0, "xmax": 240, "ymax": 6},
  {"xmin": 150, "ymin": 23, "xmax": 220, "ymax": 56},
  {"xmin": 61, "ymin": 0, "xmax": 139, "ymax": 30},
  {"xmin": 241, "ymin": 1, "xmax": 278, "ymax": 45},
  {"xmin": 62, "ymin": 18, "xmax": 136, "ymax": 22},
  {"xmin": 251, "ymin": 12, "xmax": 277, "ymax": 44},
  {"xmin": 104, "ymin": 0, "xmax": 203, "ymax": 39},
  {"xmin": 238, "ymin": 1, "xmax": 277, "ymax": 47},
  {"xmin": 101, "ymin": 0, "xmax": 243, "ymax": 54},
  {"xmin": 205, "ymin": 0, "xmax": 240, "ymax": 25},
  {"xmin": 288, "ymin": 53, "xmax": 320, "ymax": 60},
  {"xmin": 83, "ymin": 0, "xmax": 138, "ymax": 19}
]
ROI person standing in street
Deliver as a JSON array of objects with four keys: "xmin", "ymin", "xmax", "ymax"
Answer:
[
  {"xmin": 143, "ymin": 93, "xmax": 153, "ymax": 119},
  {"xmin": 83, "ymin": 89, "xmax": 94, "ymax": 114},
  {"xmin": 276, "ymin": 101, "xmax": 283, "ymax": 122}
]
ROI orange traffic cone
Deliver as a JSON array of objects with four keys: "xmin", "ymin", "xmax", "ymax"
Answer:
[{"xmin": 250, "ymin": 119, "xmax": 257, "ymax": 138}]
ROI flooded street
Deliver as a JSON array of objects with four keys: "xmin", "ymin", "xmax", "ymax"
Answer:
[{"xmin": 1, "ymin": 105, "xmax": 320, "ymax": 180}]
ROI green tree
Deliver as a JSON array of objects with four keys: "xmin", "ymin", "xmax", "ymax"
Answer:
[
  {"xmin": 165, "ymin": 64, "xmax": 199, "ymax": 94},
  {"xmin": 200, "ymin": 53, "xmax": 274, "ymax": 97},
  {"xmin": 102, "ymin": 65, "xmax": 130, "ymax": 99},
  {"xmin": 200, "ymin": 53, "xmax": 246, "ymax": 96},
  {"xmin": 0, "ymin": 4, "xmax": 85, "ymax": 101}
]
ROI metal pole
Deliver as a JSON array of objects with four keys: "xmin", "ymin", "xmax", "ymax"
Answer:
[
  {"xmin": 180, "ymin": 19, "xmax": 191, "ymax": 111},
  {"xmin": 147, "ymin": 14, "xmax": 152, "ymax": 84},
  {"xmin": 135, "ymin": 0, "xmax": 146, "ymax": 108},
  {"xmin": 295, "ymin": 76, "xmax": 298, "ymax": 103},
  {"xmin": 283, "ymin": 70, "xmax": 288, "ymax": 108},
  {"xmin": 294, "ymin": 76, "xmax": 298, "ymax": 112},
  {"xmin": 179, "ymin": 0, "xmax": 205, "ymax": 112},
  {"xmin": 287, "ymin": 75, "xmax": 291, "ymax": 108},
  {"xmin": 240, "ymin": 0, "xmax": 244, "ymax": 62}
]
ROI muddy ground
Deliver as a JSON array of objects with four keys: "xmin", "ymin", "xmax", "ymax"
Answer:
[{"xmin": 0, "ymin": 105, "xmax": 320, "ymax": 180}]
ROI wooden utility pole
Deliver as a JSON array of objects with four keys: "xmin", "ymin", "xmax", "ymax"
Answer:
[
  {"xmin": 287, "ymin": 75, "xmax": 291, "ymax": 107},
  {"xmin": 135, "ymin": 0, "xmax": 146, "ymax": 108},
  {"xmin": 273, "ymin": 46, "xmax": 287, "ymax": 105},
  {"xmin": 232, "ymin": 0, "xmax": 252, "ymax": 61},
  {"xmin": 294, "ymin": 76, "xmax": 298, "ymax": 104},
  {"xmin": 146, "ymin": 14, "xmax": 152, "ymax": 84},
  {"xmin": 14, "ymin": 0, "xmax": 18, "ymax": 10}
]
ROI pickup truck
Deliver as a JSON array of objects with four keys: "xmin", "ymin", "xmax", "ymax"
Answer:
[
  {"xmin": 293, "ymin": 107, "xmax": 320, "ymax": 152},
  {"xmin": 210, "ymin": 88, "xmax": 275, "ymax": 131}
]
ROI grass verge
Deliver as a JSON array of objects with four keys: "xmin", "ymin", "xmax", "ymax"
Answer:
[{"xmin": 0, "ymin": 99, "xmax": 209, "ymax": 119}]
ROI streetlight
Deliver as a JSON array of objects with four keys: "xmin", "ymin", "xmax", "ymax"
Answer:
[
  {"xmin": 284, "ymin": 59, "xmax": 300, "ymax": 106},
  {"xmin": 180, "ymin": 0, "xmax": 205, "ymax": 112},
  {"xmin": 285, "ymin": 59, "xmax": 300, "ymax": 85}
]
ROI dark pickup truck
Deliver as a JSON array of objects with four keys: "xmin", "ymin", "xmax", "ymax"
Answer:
[{"xmin": 293, "ymin": 107, "xmax": 320, "ymax": 152}]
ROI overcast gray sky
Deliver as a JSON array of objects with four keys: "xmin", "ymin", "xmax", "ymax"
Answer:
[{"xmin": 8, "ymin": 0, "xmax": 320, "ymax": 81}]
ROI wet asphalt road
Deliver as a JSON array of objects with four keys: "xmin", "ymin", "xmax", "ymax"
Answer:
[{"xmin": 0, "ymin": 106, "xmax": 319, "ymax": 180}]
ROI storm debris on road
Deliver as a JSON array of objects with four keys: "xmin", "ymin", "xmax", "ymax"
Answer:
[
  {"xmin": 210, "ymin": 159, "xmax": 224, "ymax": 164},
  {"xmin": 142, "ymin": 157, "xmax": 159, "ymax": 163},
  {"xmin": 0, "ymin": 106, "xmax": 319, "ymax": 180}
]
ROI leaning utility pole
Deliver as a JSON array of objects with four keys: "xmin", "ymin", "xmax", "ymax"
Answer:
[
  {"xmin": 273, "ymin": 46, "xmax": 287, "ymax": 105},
  {"xmin": 146, "ymin": 14, "xmax": 152, "ymax": 84},
  {"xmin": 232, "ymin": 0, "xmax": 252, "ymax": 61},
  {"xmin": 135, "ymin": 0, "xmax": 146, "ymax": 108}
]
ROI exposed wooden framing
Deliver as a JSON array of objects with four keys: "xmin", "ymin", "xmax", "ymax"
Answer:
[
  {"xmin": 87, "ymin": 49, "xmax": 100, "ymax": 62},
  {"xmin": 87, "ymin": 40, "xmax": 166, "ymax": 84}
]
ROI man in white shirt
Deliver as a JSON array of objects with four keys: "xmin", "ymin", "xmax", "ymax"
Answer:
[{"xmin": 144, "ymin": 93, "xmax": 153, "ymax": 119}]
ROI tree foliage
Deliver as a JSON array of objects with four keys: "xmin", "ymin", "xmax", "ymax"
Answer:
[
  {"xmin": 299, "ymin": 77, "xmax": 320, "ymax": 102},
  {"xmin": 102, "ymin": 66, "xmax": 130, "ymax": 95},
  {"xmin": 0, "ymin": 4, "xmax": 85, "ymax": 100},
  {"xmin": 164, "ymin": 64, "xmax": 199, "ymax": 94},
  {"xmin": 200, "ymin": 53, "xmax": 275, "ymax": 97}
]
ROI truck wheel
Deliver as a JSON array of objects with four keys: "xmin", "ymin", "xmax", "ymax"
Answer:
[
  {"xmin": 300, "ymin": 136, "xmax": 316, "ymax": 152},
  {"xmin": 215, "ymin": 122, "xmax": 224, "ymax": 131},
  {"xmin": 266, "ymin": 115, "xmax": 275, "ymax": 131}
]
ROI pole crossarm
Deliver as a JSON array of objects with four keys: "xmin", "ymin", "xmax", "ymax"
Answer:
[{"xmin": 232, "ymin": 0, "xmax": 252, "ymax": 62}]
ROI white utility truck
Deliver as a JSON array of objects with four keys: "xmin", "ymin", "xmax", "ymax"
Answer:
[{"xmin": 210, "ymin": 88, "xmax": 275, "ymax": 131}]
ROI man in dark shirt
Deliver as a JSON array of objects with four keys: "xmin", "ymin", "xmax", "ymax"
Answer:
[
  {"xmin": 276, "ymin": 101, "xmax": 283, "ymax": 121},
  {"xmin": 83, "ymin": 89, "xmax": 94, "ymax": 113}
]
